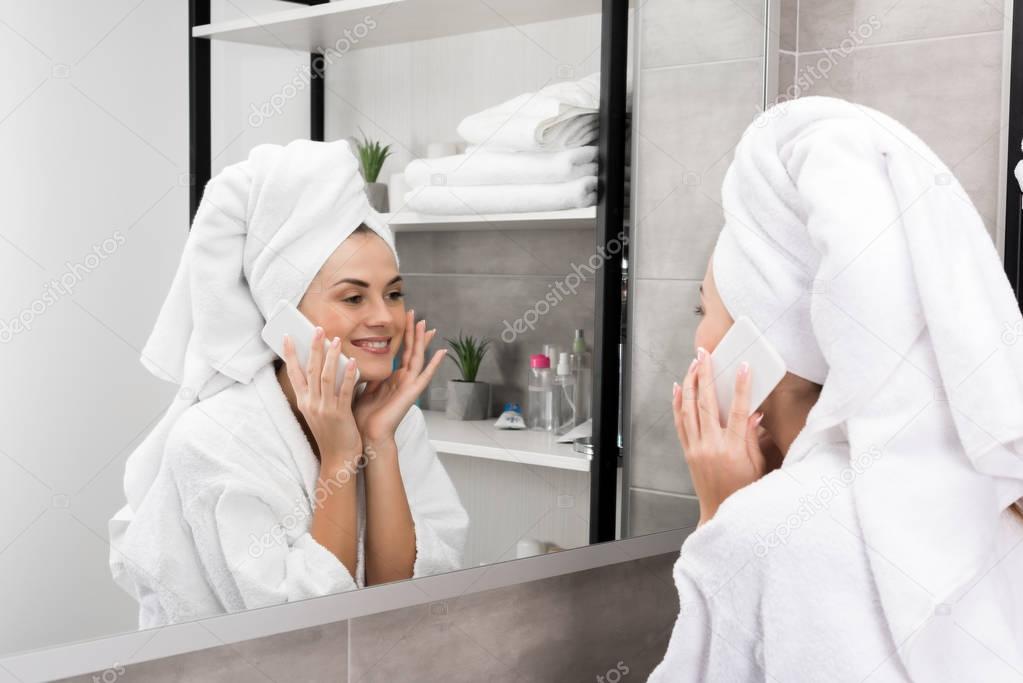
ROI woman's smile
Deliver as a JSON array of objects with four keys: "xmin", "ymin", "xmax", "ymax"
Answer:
[{"xmin": 350, "ymin": 336, "xmax": 393, "ymax": 355}]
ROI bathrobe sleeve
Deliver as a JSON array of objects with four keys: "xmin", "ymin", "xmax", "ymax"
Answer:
[
  {"xmin": 168, "ymin": 408, "xmax": 359, "ymax": 612},
  {"xmin": 395, "ymin": 406, "xmax": 469, "ymax": 576},
  {"xmin": 646, "ymin": 549, "xmax": 712, "ymax": 682}
]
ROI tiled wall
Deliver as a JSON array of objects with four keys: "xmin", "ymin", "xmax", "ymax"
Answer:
[
  {"xmin": 624, "ymin": 0, "xmax": 767, "ymax": 536},
  {"xmin": 776, "ymin": 0, "xmax": 1008, "ymax": 240},
  {"xmin": 625, "ymin": 0, "xmax": 1011, "ymax": 537},
  {"xmin": 57, "ymin": 552, "xmax": 680, "ymax": 683}
]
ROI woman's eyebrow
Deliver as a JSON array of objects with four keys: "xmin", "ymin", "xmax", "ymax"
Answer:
[{"xmin": 331, "ymin": 275, "xmax": 403, "ymax": 287}]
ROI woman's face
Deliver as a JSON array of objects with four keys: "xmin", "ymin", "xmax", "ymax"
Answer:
[
  {"xmin": 694, "ymin": 255, "xmax": 734, "ymax": 354},
  {"xmin": 298, "ymin": 228, "xmax": 405, "ymax": 382}
]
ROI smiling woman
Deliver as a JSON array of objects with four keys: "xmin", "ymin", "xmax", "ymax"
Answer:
[{"xmin": 107, "ymin": 139, "xmax": 468, "ymax": 628}]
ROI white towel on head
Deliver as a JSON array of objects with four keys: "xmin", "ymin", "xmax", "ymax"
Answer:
[
  {"xmin": 456, "ymin": 73, "xmax": 601, "ymax": 152},
  {"xmin": 653, "ymin": 96, "xmax": 1023, "ymax": 681},
  {"xmin": 404, "ymin": 146, "xmax": 598, "ymax": 188},
  {"xmin": 402, "ymin": 176, "xmax": 597, "ymax": 215},
  {"xmin": 108, "ymin": 139, "xmax": 402, "ymax": 619}
]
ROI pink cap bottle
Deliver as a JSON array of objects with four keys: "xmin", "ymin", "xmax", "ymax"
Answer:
[{"xmin": 530, "ymin": 354, "xmax": 551, "ymax": 369}]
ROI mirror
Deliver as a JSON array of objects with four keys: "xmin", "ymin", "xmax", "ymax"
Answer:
[{"xmin": 1, "ymin": 0, "xmax": 827, "ymax": 663}]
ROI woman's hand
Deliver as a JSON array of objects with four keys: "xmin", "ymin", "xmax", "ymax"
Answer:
[
  {"xmin": 672, "ymin": 347, "xmax": 767, "ymax": 526},
  {"xmin": 282, "ymin": 327, "xmax": 363, "ymax": 469},
  {"xmin": 353, "ymin": 309, "xmax": 447, "ymax": 444}
]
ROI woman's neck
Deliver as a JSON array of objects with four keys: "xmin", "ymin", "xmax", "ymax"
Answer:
[{"xmin": 759, "ymin": 385, "xmax": 820, "ymax": 457}]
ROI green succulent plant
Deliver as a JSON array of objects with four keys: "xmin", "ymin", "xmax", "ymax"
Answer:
[
  {"xmin": 445, "ymin": 332, "xmax": 491, "ymax": 383},
  {"xmin": 353, "ymin": 128, "xmax": 392, "ymax": 183}
]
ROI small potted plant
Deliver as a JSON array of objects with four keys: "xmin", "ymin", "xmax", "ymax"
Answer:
[
  {"xmin": 444, "ymin": 332, "xmax": 491, "ymax": 420},
  {"xmin": 353, "ymin": 128, "xmax": 392, "ymax": 212}
]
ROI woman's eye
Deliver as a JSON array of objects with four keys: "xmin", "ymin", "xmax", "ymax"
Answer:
[
  {"xmin": 342, "ymin": 295, "xmax": 363, "ymax": 304},
  {"xmin": 693, "ymin": 304, "xmax": 705, "ymax": 316},
  {"xmin": 388, "ymin": 290, "xmax": 405, "ymax": 301}
]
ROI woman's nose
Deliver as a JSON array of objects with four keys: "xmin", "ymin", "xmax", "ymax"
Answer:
[{"xmin": 363, "ymin": 297, "xmax": 394, "ymax": 327}]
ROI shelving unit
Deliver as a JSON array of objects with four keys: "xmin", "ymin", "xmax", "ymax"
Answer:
[
  {"xmin": 192, "ymin": 0, "xmax": 608, "ymax": 51},
  {"xmin": 384, "ymin": 207, "xmax": 596, "ymax": 233},
  {"xmin": 422, "ymin": 410, "xmax": 590, "ymax": 472},
  {"xmin": 188, "ymin": 0, "xmax": 630, "ymax": 543}
]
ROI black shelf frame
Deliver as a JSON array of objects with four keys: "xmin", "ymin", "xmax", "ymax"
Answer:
[
  {"xmin": 1005, "ymin": 0, "xmax": 1023, "ymax": 307},
  {"xmin": 188, "ymin": 0, "xmax": 630, "ymax": 545}
]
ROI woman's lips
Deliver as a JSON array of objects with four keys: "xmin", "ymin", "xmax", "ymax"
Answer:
[{"xmin": 350, "ymin": 337, "xmax": 392, "ymax": 355}]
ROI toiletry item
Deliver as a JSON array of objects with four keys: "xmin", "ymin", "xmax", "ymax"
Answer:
[
  {"xmin": 516, "ymin": 537, "xmax": 547, "ymax": 558},
  {"xmin": 494, "ymin": 402, "xmax": 526, "ymax": 430},
  {"xmin": 543, "ymin": 343, "xmax": 560, "ymax": 366},
  {"xmin": 554, "ymin": 352, "xmax": 577, "ymax": 435},
  {"xmin": 387, "ymin": 172, "xmax": 409, "ymax": 211},
  {"xmin": 527, "ymin": 354, "xmax": 555, "ymax": 431},
  {"xmin": 569, "ymin": 329, "xmax": 591, "ymax": 422}
]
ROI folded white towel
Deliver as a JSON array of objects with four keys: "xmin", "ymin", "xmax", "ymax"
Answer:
[
  {"xmin": 402, "ymin": 176, "xmax": 597, "ymax": 215},
  {"xmin": 653, "ymin": 96, "xmax": 1023, "ymax": 681},
  {"xmin": 404, "ymin": 146, "xmax": 597, "ymax": 188},
  {"xmin": 457, "ymin": 73, "xmax": 601, "ymax": 151}
]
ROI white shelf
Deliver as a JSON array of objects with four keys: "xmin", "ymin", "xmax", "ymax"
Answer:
[
  {"xmin": 383, "ymin": 206, "xmax": 595, "ymax": 232},
  {"xmin": 422, "ymin": 410, "xmax": 590, "ymax": 472},
  {"xmin": 193, "ymin": 0, "xmax": 605, "ymax": 51}
]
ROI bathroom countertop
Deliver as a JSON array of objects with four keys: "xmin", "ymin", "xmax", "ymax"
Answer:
[{"xmin": 422, "ymin": 410, "xmax": 591, "ymax": 472}]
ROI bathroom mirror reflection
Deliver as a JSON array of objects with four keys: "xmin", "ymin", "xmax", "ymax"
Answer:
[{"xmin": 0, "ymin": 0, "xmax": 639, "ymax": 659}]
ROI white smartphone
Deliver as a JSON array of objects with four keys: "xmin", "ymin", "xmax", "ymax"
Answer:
[
  {"xmin": 710, "ymin": 316, "xmax": 787, "ymax": 426},
  {"xmin": 260, "ymin": 299, "xmax": 359, "ymax": 392}
]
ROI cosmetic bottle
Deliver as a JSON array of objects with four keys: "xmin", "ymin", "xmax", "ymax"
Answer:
[
  {"xmin": 527, "ymin": 354, "xmax": 555, "ymax": 431},
  {"xmin": 569, "ymin": 329, "xmax": 591, "ymax": 422},
  {"xmin": 554, "ymin": 352, "xmax": 578, "ymax": 435}
]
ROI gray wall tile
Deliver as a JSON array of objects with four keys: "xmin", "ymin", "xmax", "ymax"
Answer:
[
  {"xmin": 628, "ymin": 489, "xmax": 701, "ymax": 537},
  {"xmin": 780, "ymin": 0, "xmax": 798, "ymax": 52},
  {"xmin": 634, "ymin": 59, "xmax": 764, "ymax": 280},
  {"xmin": 396, "ymin": 229, "xmax": 595, "ymax": 277},
  {"xmin": 797, "ymin": 32, "xmax": 1003, "ymax": 237},
  {"xmin": 777, "ymin": 51, "xmax": 796, "ymax": 102},
  {"xmin": 798, "ymin": 0, "xmax": 1004, "ymax": 51},
  {"xmin": 640, "ymin": 0, "xmax": 766, "ymax": 69},
  {"xmin": 56, "ymin": 621, "xmax": 348, "ymax": 683},
  {"xmin": 349, "ymin": 553, "xmax": 680, "ymax": 682},
  {"xmin": 627, "ymin": 279, "xmax": 701, "ymax": 495},
  {"xmin": 403, "ymin": 274, "xmax": 594, "ymax": 415}
]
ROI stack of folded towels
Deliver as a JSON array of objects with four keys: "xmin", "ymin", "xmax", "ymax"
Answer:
[{"xmin": 403, "ymin": 73, "xmax": 601, "ymax": 215}]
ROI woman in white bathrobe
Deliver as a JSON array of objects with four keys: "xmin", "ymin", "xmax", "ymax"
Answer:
[
  {"xmin": 648, "ymin": 97, "xmax": 1023, "ymax": 682},
  {"xmin": 109, "ymin": 139, "xmax": 468, "ymax": 628}
]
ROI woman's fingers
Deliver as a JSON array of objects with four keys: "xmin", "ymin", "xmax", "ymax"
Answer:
[
  {"xmin": 321, "ymin": 336, "xmax": 341, "ymax": 401},
  {"xmin": 282, "ymin": 334, "xmax": 308, "ymax": 394},
  {"xmin": 408, "ymin": 319, "xmax": 427, "ymax": 376},
  {"xmin": 307, "ymin": 326, "xmax": 325, "ymax": 403},
  {"xmin": 725, "ymin": 362, "xmax": 752, "ymax": 449},
  {"xmin": 336, "ymin": 356, "xmax": 358, "ymax": 414},
  {"xmin": 681, "ymin": 357, "xmax": 701, "ymax": 443},
  {"xmin": 400, "ymin": 309, "xmax": 415, "ymax": 369},
  {"xmin": 695, "ymin": 348, "xmax": 721, "ymax": 433},
  {"xmin": 672, "ymin": 380, "xmax": 689, "ymax": 452},
  {"xmin": 745, "ymin": 411, "xmax": 767, "ymax": 477},
  {"xmin": 414, "ymin": 348, "xmax": 447, "ymax": 391}
]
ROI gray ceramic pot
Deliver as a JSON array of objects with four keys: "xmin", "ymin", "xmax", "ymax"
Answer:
[
  {"xmin": 365, "ymin": 182, "xmax": 389, "ymax": 212},
  {"xmin": 445, "ymin": 380, "xmax": 490, "ymax": 420}
]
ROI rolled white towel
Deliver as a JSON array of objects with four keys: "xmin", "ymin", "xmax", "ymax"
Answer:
[
  {"xmin": 402, "ymin": 176, "xmax": 597, "ymax": 215},
  {"xmin": 404, "ymin": 147, "xmax": 598, "ymax": 188},
  {"xmin": 457, "ymin": 73, "xmax": 601, "ymax": 151}
]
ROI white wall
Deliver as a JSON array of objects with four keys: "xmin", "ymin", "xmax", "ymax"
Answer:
[{"xmin": 0, "ymin": 0, "xmax": 188, "ymax": 654}]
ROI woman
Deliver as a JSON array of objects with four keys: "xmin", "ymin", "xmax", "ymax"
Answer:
[
  {"xmin": 108, "ymin": 139, "xmax": 468, "ymax": 628},
  {"xmin": 649, "ymin": 97, "xmax": 1023, "ymax": 682}
]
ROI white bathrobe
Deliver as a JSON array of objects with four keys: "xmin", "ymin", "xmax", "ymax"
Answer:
[
  {"xmin": 113, "ymin": 363, "xmax": 467, "ymax": 628},
  {"xmin": 648, "ymin": 432, "xmax": 1023, "ymax": 683}
]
